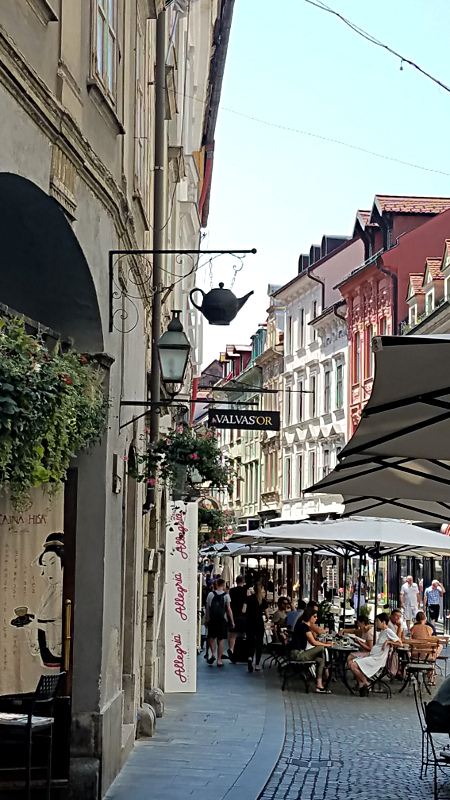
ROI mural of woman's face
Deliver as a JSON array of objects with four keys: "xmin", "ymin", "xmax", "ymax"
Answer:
[{"xmin": 40, "ymin": 552, "xmax": 63, "ymax": 585}]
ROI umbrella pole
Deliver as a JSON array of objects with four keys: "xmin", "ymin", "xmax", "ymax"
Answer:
[
  {"xmin": 373, "ymin": 544, "xmax": 380, "ymax": 645},
  {"xmin": 273, "ymin": 554, "xmax": 277, "ymax": 605},
  {"xmin": 310, "ymin": 552, "xmax": 315, "ymax": 601},
  {"xmin": 356, "ymin": 550, "xmax": 363, "ymax": 619},
  {"xmin": 299, "ymin": 551, "xmax": 304, "ymax": 602},
  {"xmin": 343, "ymin": 552, "xmax": 348, "ymax": 629}
]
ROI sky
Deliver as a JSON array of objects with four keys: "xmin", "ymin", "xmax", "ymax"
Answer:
[{"xmin": 199, "ymin": 0, "xmax": 450, "ymax": 367}]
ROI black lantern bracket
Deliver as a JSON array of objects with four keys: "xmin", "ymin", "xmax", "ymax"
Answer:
[{"xmin": 108, "ymin": 248, "xmax": 257, "ymax": 334}]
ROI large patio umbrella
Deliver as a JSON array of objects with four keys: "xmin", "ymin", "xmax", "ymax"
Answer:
[
  {"xmin": 307, "ymin": 335, "xmax": 450, "ymax": 523},
  {"xmin": 232, "ymin": 517, "xmax": 450, "ymax": 638}
]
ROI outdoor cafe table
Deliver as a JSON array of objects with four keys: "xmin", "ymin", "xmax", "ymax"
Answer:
[{"xmin": 323, "ymin": 642, "xmax": 359, "ymax": 693}]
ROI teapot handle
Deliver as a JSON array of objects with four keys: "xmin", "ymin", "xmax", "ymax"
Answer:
[{"xmin": 189, "ymin": 287, "xmax": 205, "ymax": 312}]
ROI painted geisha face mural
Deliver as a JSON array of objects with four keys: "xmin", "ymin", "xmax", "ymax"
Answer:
[{"xmin": 0, "ymin": 488, "xmax": 64, "ymax": 694}]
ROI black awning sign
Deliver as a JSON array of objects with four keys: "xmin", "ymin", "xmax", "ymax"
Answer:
[{"xmin": 208, "ymin": 408, "xmax": 280, "ymax": 431}]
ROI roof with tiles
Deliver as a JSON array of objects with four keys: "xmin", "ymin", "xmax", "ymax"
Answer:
[
  {"xmin": 408, "ymin": 274, "xmax": 425, "ymax": 296},
  {"xmin": 423, "ymin": 257, "xmax": 444, "ymax": 284},
  {"xmin": 372, "ymin": 195, "xmax": 450, "ymax": 217}
]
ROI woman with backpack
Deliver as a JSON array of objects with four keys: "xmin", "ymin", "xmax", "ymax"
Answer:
[{"xmin": 245, "ymin": 582, "xmax": 269, "ymax": 672}]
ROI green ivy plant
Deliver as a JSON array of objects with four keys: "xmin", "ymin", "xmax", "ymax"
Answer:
[
  {"xmin": 0, "ymin": 316, "xmax": 108, "ymax": 508},
  {"xmin": 131, "ymin": 423, "xmax": 235, "ymax": 492}
]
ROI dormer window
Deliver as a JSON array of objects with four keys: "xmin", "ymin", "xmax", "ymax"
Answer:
[
  {"xmin": 425, "ymin": 289, "xmax": 434, "ymax": 315},
  {"xmin": 446, "ymin": 276, "xmax": 450, "ymax": 301},
  {"xmin": 409, "ymin": 305, "xmax": 417, "ymax": 325}
]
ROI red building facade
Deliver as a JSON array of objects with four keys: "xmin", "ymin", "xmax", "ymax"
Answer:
[{"xmin": 338, "ymin": 197, "xmax": 450, "ymax": 435}]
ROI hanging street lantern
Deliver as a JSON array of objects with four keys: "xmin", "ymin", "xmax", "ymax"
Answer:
[{"xmin": 157, "ymin": 310, "xmax": 191, "ymax": 397}]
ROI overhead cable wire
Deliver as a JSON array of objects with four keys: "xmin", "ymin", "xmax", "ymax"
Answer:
[{"xmin": 302, "ymin": 0, "xmax": 450, "ymax": 96}]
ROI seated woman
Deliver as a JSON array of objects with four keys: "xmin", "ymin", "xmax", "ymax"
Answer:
[
  {"xmin": 410, "ymin": 611, "xmax": 442, "ymax": 680},
  {"xmin": 345, "ymin": 614, "xmax": 374, "ymax": 663},
  {"xmin": 289, "ymin": 607, "xmax": 333, "ymax": 693},
  {"xmin": 348, "ymin": 612, "xmax": 400, "ymax": 696}
]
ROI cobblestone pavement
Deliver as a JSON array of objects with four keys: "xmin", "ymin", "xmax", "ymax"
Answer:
[{"xmin": 260, "ymin": 676, "xmax": 447, "ymax": 800}]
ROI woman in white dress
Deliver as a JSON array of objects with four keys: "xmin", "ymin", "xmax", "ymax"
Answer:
[{"xmin": 348, "ymin": 613, "xmax": 400, "ymax": 696}]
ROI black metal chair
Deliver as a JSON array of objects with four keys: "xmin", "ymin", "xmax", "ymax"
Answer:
[
  {"xmin": 0, "ymin": 672, "xmax": 65, "ymax": 799},
  {"xmin": 422, "ymin": 698, "xmax": 450, "ymax": 799}
]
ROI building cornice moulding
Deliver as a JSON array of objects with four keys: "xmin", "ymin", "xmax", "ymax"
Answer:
[{"xmin": 0, "ymin": 23, "xmax": 138, "ymax": 250}]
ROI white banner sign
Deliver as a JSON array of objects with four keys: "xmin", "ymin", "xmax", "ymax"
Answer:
[
  {"xmin": 0, "ymin": 487, "xmax": 64, "ymax": 695},
  {"xmin": 164, "ymin": 501, "xmax": 198, "ymax": 693}
]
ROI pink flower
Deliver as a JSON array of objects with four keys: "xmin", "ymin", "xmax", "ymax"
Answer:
[
  {"xmin": 145, "ymin": 428, "xmax": 150, "ymax": 434},
  {"xmin": 147, "ymin": 477, "xmax": 156, "ymax": 486},
  {"xmin": 176, "ymin": 425, "xmax": 184, "ymax": 433},
  {"xmin": 205, "ymin": 431, "xmax": 213, "ymax": 439},
  {"xmin": 189, "ymin": 453, "xmax": 198, "ymax": 460},
  {"xmin": 81, "ymin": 356, "xmax": 88, "ymax": 363},
  {"xmin": 166, "ymin": 439, "xmax": 172, "ymax": 445},
  {"xmin": 123, "ymin": 456, "xmax": 129, "ymax": 462}
]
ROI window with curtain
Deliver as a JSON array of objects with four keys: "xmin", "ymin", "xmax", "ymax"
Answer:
[
  {"xmin": 324, "ymin": 369, "xmax": 331, "ymax": 413},
  {"xmin": 284, "ymin": 456, "xmax": 292, "ymax": 499},
  {"xmin": 366, "ymin": 325, "xmax": 374, "ymax": 378},
  {"xmin": 336, "ymin": 363, "xmax": 344, "ymax": 408},
  {"xmin": 354, "ymin": 332, "xmax": 361, "ymax": 383},
  {"xmin": 297, "ymin": 453, "xmax": 303, "ymax": 495},
  {"xmin": 323, "ymin": 448, "xmax": 330, "ymax": 477},
  {"xmin": 95, "ymin": 0, "xmax": 117, "ymax": 99},
  {"xmin": 299, "ymin": 308, "xmax": 305, "ymax": 348},
  {"xmin": 310, "ymin": 375, "xmax": 317, "ymax": 417},
  {"xmin": 298, "ymin": 379, "xmax": 304, "ymax": 421},
  {"xmin": 308, "ymin": 450, "xmax": 316, "ymax": 486}
]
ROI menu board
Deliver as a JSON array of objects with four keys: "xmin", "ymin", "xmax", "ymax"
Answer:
[
  {"xmin": 0, "ymin": 488, "xmax": 64, "ymax": 695},
  {"xmin": 164, "ymin": 501, "xmax": 198, "ymax": 693}
]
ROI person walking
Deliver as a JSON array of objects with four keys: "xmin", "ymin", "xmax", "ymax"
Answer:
[
  {"xmin": 352, "ymin": 577, "xmax": 366, "ymax": 613},
  {"xmin": 424, "ymin": 579, "xmax": 445, "ymax": 623},
  {"xmin": 400, "ymin": 575, "xmax": 420, "ymax": 633},
  {"xmin": 228, "ymin": 575, "xmax": 247, "ymax": 662},
  {"xmin": 205, "ymin": 578, "xmax": 234, "ymax": 667},
  {"xmin": 245, "ymin": 582, "xmax": 269, "ymax": 672}
]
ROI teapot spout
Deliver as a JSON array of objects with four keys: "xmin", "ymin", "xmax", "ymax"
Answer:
[{"xmin": 236, "ymin": 290, "xmax": 254, "ymax": 311}]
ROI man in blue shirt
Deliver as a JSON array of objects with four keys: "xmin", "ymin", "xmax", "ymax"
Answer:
[{"xmin": 424, "ymin": 580, "xmax": 445, "ymax": 623}]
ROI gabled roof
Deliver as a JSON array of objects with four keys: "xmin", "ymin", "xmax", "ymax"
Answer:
[
  {"xmin": 406, "ymin": 274, "xmax": 425, "ymax": 301},
  {"xmin": 353, "ymin": 209, "xmax": 377, "ymax": 236},
  {"xmin": 371, "ymin": 195, "xmax": 450, "ymax": 221},
  {"xmin": 423, "ymin": 257, "xmax": 444, "ymax": 287}
]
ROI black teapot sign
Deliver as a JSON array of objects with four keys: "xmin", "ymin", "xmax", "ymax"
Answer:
[{"xmin": 189, "ymin": 283, "xmax": 253, "ymax": 326}]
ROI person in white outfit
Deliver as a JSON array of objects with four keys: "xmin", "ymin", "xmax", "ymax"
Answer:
[
  {"xmin": 348, "ymin": 613, "xmax": 400, "ymax": 696},
  {"xmin": 400, "ymin": 575, "xmax": 420, "ymax": 633}
]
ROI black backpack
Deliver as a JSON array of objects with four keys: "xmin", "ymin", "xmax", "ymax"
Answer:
[{"xmin": 210, "ymin": 591, "xmax": 226, "ymax": 621}]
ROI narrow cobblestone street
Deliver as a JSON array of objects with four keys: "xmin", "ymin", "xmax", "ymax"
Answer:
[{"xmin": 105, "ymin": 654, "xmax": 450, "ymax": 800}]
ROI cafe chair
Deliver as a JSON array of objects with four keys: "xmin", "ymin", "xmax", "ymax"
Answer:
[
  {"xmin": 422, "ymin": 698, "xmax": 450, "ymax": 800},
  {"xmin": 0, "ymin": 672, "xmax": 65, "ymax": 799}
]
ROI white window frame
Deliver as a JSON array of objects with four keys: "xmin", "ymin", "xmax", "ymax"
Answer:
[
  {"xmin": 284, "ymin": 454, "xmax": 292, "ymax": 499},
  {"xmin": 135, "ymin": 13, "xmax": 147, "ymax": 199},
  {"xmin": 310, "ymin": 374, "xmax": 317, "ymax": 418},
  {"xmin": 308, "ymin": 450, "xmax": 316, "ymax": 487},
  {"xmin": 425, "ymin": 289, "xmax": 434, "ymax": 314},
  {"xmin": 336, "ymin": 363, "xmax": 344, "ymax": 409},
  {"xmin": 297, "ymin": 452, "xmax": 303, "ymax": 495},
  {"xmin": 445, "ymin": 276, "xmax": 450, "ymax": 301},
  {"xmin": 409, "ymin": 305, "xmax": 417, "ymax": 325},
  {"xmin": 299, "ymin": 308, "xmax": 305, "ymax": 348},
  {"xmin": 323, "ymin": 448, "xmax": 330, "ymax": 478},
  {"xmin": 324, "ymin": 369, "xmax": 331, "ymax": 414},
  {"xmin": 94, "ymin": 0, "xmax": 118, "ymax": 102}
]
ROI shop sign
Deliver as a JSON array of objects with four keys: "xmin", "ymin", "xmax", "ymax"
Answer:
[
  {"xmin": 165, "ymin": 501, "xmax": 198, "ymax": 693},
  {"xmin": 0, "ymin": 487, "xmax": 64, "ymax": 696},
  {"xmin": 208, "ymin": 408, "xmax": 280, "ymax": 431}
]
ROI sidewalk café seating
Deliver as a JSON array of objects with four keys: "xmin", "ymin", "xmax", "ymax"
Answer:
[
  {"xmin": 419, "ymin": 696, "xmax": 450, "ymax": 800},
  {"xmin": 0, "ymin": 672, "xmax": 65, "ymax": 800},
  {"xmin": 262, "ymin": 624, "xmax": 289, "ymax": 671},
  {"xmin": 281, "ymin": 655, "xmax": 317, "ymax": 692},
  {"xmin": 400, "ymin": 639, "xmax": 440, "ymax": 695}
]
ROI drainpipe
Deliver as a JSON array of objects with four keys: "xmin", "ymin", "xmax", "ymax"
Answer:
[
  {"xmin": 332, "ymin": 301, "xmax": 346, "ymax": 323},
  {"xmin": 307, "ymin": 266, "xmax": 325, "ymax": 313},
  {"xmin": 376, "ymin": 256, "xmax": 398, "ymax": 334},
  {"xmin": 146, "ymin": 7, "xmax": 166, "ymax": 510}
]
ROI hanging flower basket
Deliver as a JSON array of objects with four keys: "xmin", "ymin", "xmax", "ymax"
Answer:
[
  {"xmin": 198, "ymin": 504, "xmax": 237, "ymax": 545},
  {"xmin": 131, "ymin": 424, "xmax": 235, "ymax": 492},
  {"xmin": 0, "ymin": 316, "xmax": 109, "ymax": 508}
]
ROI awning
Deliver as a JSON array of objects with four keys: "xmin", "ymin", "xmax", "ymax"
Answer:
[
  {"xmin": 232, "ymin": 517, "xmax": 450, "ymax": 558},
  {"xmin": 308, "ymin": 335, "xmax": 450, "ymax": 522}
]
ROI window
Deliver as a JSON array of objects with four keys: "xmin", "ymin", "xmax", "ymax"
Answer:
[
  {"xmin": 446, "ymin": 277, "xmax": 450, "ymax": 301},
  {"xmin": 425, "ymin": 290, "xmax": 434, "ymax": 315},
  {"xmin": 236, "ymin": 459, "xmax": 241, "ymax": 502},
  {"xmin": 308, "ymin": 450, "xmax": 316, "ymax": 486},
  {"xmin": 285, "ymin": 384, "xmax": 292, "ymax": 425},
  {"xmin": 336, "ymin": 363, "xmax": 344, "ymax": 408},
  {"xmin": 353, "ymin": 332, "xmax": 361, "ymax": 383},
  {"xmin": 366, "ymin": 325, "xmax": 374, "ymax": 378},
  {"xmin": 298, "ymin": 379, "xmax": 304, "ymax": 421},
  {"xmin": 136, "ymin": 14, "xmax": 148, "ymax": 195},
  {"xmin": 95, "ymin": 0, "xmax": 117, "ymax": 99},
  {"xmin": 310, "ymin": 375, "xmax": 317, "ymax": 417},
  {"xmin": 284, "ymin": 455, "xmax": 292, "ymax": 498},
  {"xmin": 323, "ymin": 448, "xmax": 330, "ymax": 477},
  {"xmin": 299, "ymin": 309, "xmax": 305, "ymax": 348},
  {"xmin": 297, "ymin": 453, "xmax": 303, "ymax": 495},
  {"xmin": 287, "ymin": 315, "xmax": 293, "ymax": 355},
  {"xmin": 312, "ymin": 300, "xmax": 318, "ymax": 340},
  {"xmin": 409, "ymin": 305, "xmax": 417, "ymax": 325},
  {"xmin": 324, "ymin": 369, "xmax": 331, "ymax": 413},
  {"xmin": 380, "ymin": 318, "xmax": 388, "ymax": 336}
]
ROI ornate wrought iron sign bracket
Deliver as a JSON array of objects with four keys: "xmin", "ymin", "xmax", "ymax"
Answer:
[{"xmin": 108, "ymin": 248, "xmax": 256, "ymax": 334}]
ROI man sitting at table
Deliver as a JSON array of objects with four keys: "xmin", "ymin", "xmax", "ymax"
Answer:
[
  {"xmin": 286, "ymin": 600, "xmax": 306, "ymax": 641},
  {"xmin": 388, "ymin": 608, "xmax": 405, "ymax": 641}
]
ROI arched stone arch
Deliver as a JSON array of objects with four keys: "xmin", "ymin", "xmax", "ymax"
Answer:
[{"xmin": 0, "ymin": 173, "xmax": 103, "ymax": 352}]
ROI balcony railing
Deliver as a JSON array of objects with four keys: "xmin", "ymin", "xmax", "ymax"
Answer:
[{"xmin": 400, "ymin": 296, "xmax": 448, "ymax": 334}]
